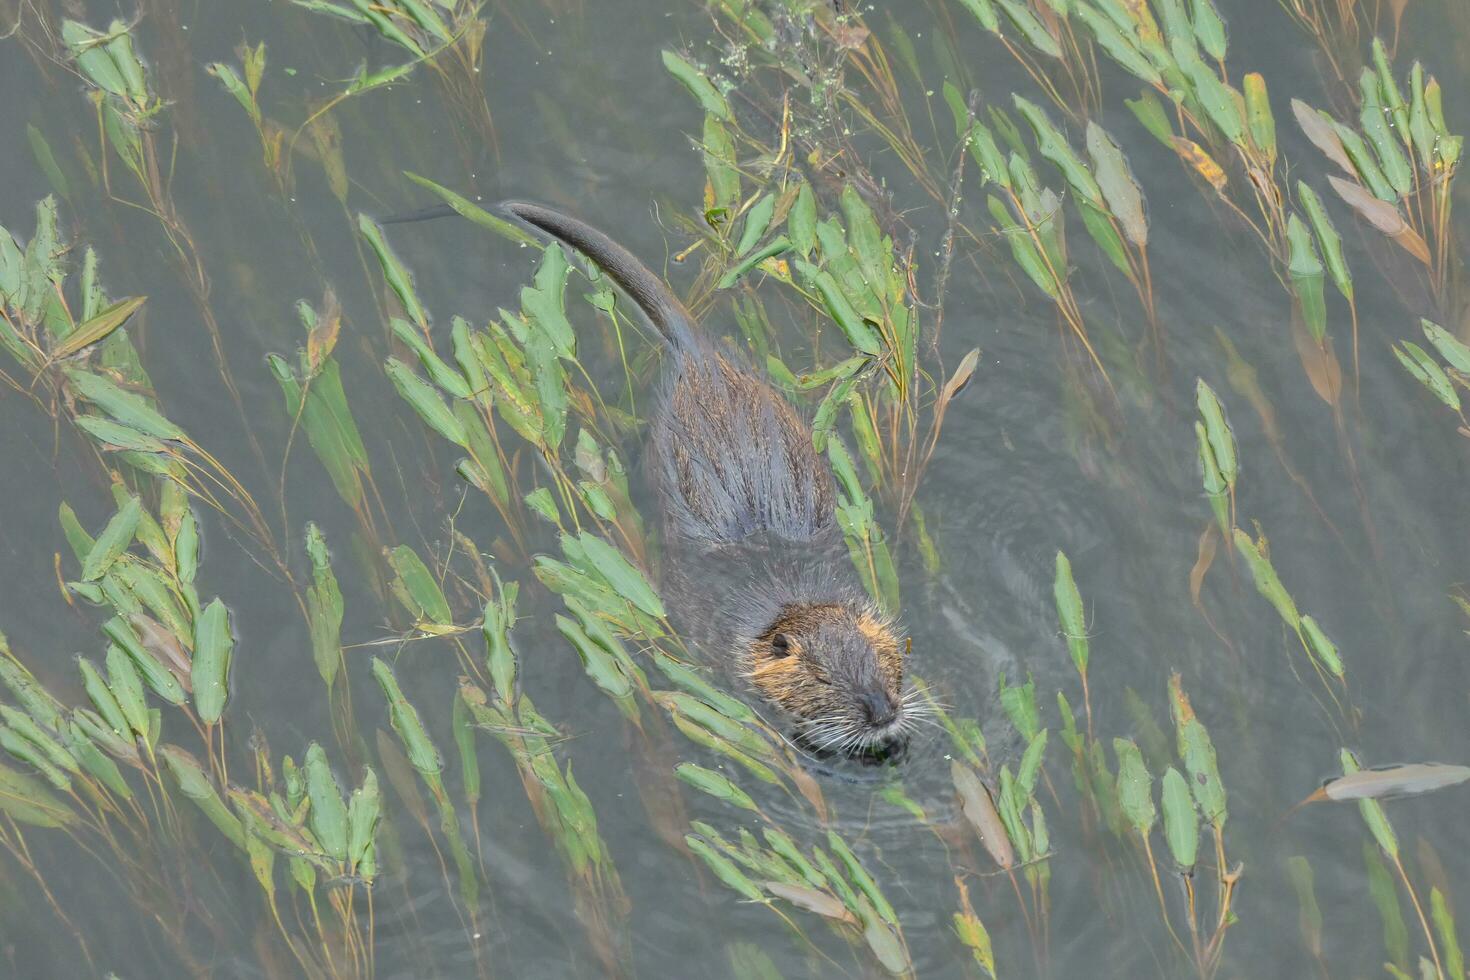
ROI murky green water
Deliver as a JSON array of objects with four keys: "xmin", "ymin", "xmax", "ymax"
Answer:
[{"xmin": 2, "ymin": 0, "xmax": 1470, "ymax": 977}]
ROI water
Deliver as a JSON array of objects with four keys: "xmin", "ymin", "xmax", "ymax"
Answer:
[{"xmin": 1, "ymin": 0, "xmax": 1469, "ymax": 976}]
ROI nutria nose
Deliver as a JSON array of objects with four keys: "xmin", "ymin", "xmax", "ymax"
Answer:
[{"xmin": 859, "ymin": 691, "xmax": 898, "ymax": 727}]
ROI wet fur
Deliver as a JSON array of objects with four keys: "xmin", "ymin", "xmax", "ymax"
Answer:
[{"xmin": 502, "ymin": 201, "xmax": 908, "ymax": 751}]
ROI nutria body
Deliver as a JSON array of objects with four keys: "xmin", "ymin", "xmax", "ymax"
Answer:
[{"xmin": 503, "ymin": 201, "xmax": 909, "ymax": 754}]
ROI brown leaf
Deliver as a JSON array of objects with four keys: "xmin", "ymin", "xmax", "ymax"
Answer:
[
  {"xmin": 1326, "ymin": 175, "xmax": 1430, "ymax": 265},
  {"xmin": 952, "ymin": 760, "xmax": 1014, "ymax": 870},
  {"xmin": 1291, "ymin": 315, "xmax": 1341, "ymax": 406},
  {"xmin": 1390, "ymin": 225, "xmax": 1432, "ymax": 266},
  {"xmin": 938, "ymin": 347, "xmax": 981, "ymax": 412},
  {"xmin": 763, "ymin": 881, "xmax": 854, "ymax": 921},
  {"xmin": 1190, "ymin": 524, "xmax": 1218, "ymax": 608},
  {"xmin": 1326, "ymin": 175, "xmax": 1406, "ymax": 235},
  {"xmin": 1169, "ymin": 137, "xmax": 1227, "ymax": 191},
  {"xmin": 827, "ymin": 21, "xmax": 871, "ymax": 49},
  {"xmin": 1292, "ymin": 99, "xmax": 1355, "ymax": 176},
  {"xmin": 306, "ymin": 288, "xmax": 342, "ymax": 373},
  {"xmin": 307, "ymin": 111, "xmax": 348, "ymax": 204},
  {"xmin": 129, "ymin": 612, "xmax": 193, "ymax": 693}
]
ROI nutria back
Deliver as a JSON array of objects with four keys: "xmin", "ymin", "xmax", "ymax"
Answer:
[{"xmin": 653, "ymin": 355, "xmax": 835, "ymax": 545}]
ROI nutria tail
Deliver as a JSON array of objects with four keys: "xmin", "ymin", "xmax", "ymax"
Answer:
[{"xmin": 500, "ymin": 201, "xmax": 696, "ymax": 354}]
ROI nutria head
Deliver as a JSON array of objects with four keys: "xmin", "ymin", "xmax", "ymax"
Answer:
[{"xmin": 744, "ymin": 601, "xmax": 910, "ymax": 756}]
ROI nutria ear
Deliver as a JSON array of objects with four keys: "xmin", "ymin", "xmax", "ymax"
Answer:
[{"xmin": 770, "ymin": 633, "xmax": 792, "ymax": 657}]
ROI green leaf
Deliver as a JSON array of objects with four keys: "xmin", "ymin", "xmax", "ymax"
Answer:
[
  {"xmin": 386, "ymin": 357, "xmax": 468, "ymax": 447},
  {"xmin": 1114, "ymin": 738, "xmax": 1156, "ymax": 836},
  {"xmin": 1189, "ymin": 0, "xmax": 1227, "ymax": 61},
  {"xmin": 1243, "ymin": 73, "xmax": 1276, "ymax": 162},
  {"xmin": 1286, "ymin": 214, "xmax": 1327, "ymax": 344},
  {"xmin": 556, "ymin": 614, "xmax": 635, "ymax": 704},
  {"xmin": 304, "ymin": 742, "xmax": 348, "ymax": 862},
  {"xmin": 1127, "ymin": 91, "xmax": 1176, "ymax": 146},
  {"xmin": 346, "ymin": 767, "xmax": 380, "ymax": 869},
  {"xmin": 1173, "ymin": 40, "xmax": 1244, "ymax": 145},
  {"xmin": 401, "ymin": 172, "xmax": 540, "ymax": 246},
  {"xmin": 304, "ymin": 523, "xmax": 344, "ymax": 688},
  {"xmin": 1394, "ymin": 342, "xmax": 1459, "ymax": 411},
  {"xmin": 1075, "ymin": 5, "xmax": 1161, "ymax": 86},
  {"xmin": 1332, "ymin": 120, "xmax": 1397, "ymax": 202},
  {"xmin": 161, "ymin": 744, "xmax": 242, "ymax": 848},
  {"xmin": 797, "ymin": 262, "xmax": 883, "ymax": 355},
  {"xmin": 520, "ymin": 244, "xmax": 576, "ymax": 359},
  {"xmin": 995, "ymin": 0, "xmax": 1061, "ymax": 56},
  {"xmin": 1432, "ymin": 888, "xmax": 1464, "ymax": 980},
  {"xmin": 1300, "ymin": 615, "xmax": 1345, "ymax": 678},
  {"xmin": 1017, "ymin": 729, "xmax": 1049, "ymax": 797},
  {"xmin": 359, "ymin": 214, "xmax": 427, "ymax": 326},
  {"xmin": 388, "ymin": 545, "xmax": 453, "ymax": 626},
  {"xmin": 1013, "ymin": 96, "xmax": 1103, "ymax": 206},
  {"xmin": 1231, "ymin": 529, "xmax": 1300, "ymax": 628},
  {"xmin": 1365, "ymin": 842, "xmax": 1410, "ymax": 970},
  {"xmin": 80, "ymin": 656, "xmax": 132, "ymax": 739},
  {"xmin": 390, "ymin": 317, "xmax": 471, "ymax": 399},
  {"xmin": 1194, "ymin": 379, "xmax": 1237, "ymax": 486},
  {"xmin": 102, "ymin": 617, "xmax": 186, "ymax": 706},
  {"xmin": 957, "ymin": 0, "xmax": 1001, "ymax": 32},
  {"xmin": 717, "ymin": 236, "xmax": 791, "ymax": 289},
  {"xmin": 1085, "ymin": 122, "xmax": 1147, "ymax": 246},
  {"xmin": 81, "ymin": 496, "xmax": 142, "ymax": 581},
  {"xmin": 65, "ymin": 368, "xmax": 184, "ymax": 441},
  {"xmin": 1296, "ymin": 183, "xmax": 1352, "ymax": 302},
  {"xmin": 702, "ymin": 116, "xmax": 741, "ymax": 211},
  {"xmin": 998, "ymin": 673, "xmax": 1040, "ymax": 742},
  {"xmin": 736, "ymin": 194, "xmax": 775, "ymax": 257},
  {"xmin": 1342, "ymin": 749, "xmax": 1398, "ymax": 859},
  {"xmin": 662, "ymin": 50, "xmax": 730, "ymax": 120},
  {"xmin": 27, "ymin": 124, "xmax": 72, "ymax": 203},
  {"xmin": 685, "ymin": 834, "xmax": 763, "ymax": 901},
  {"xmin": 789, "ymin": 183, "xmax": 817, "ymax": 258},
  {"xmin": 371, "ymin": 658, "xmax": 442, "ymax": 775},
  {"xmin": 1358, "ymin": 69, "xmax": 1413, "ymax": 198},
  {"xmin": 987, "ymin": 196, "xmax": 1058, "ymax": 297},
  {"xmin": 51, "ymin": 295, "xmax": 146, "ymax": 360},
  {"xmin": 1160, "ymin": 767, "xmax": 1198, "ymax": 869},
  {"xmin": 1053, "ymin": 551, "xmax": 1088, "ymax": 676},
  {"xmin": 1420, "ymin": 319, "xmax": 1470, "ymax": 375},
  {"xmin": 675, "ymin": 762, "xmax": 757, "ymax": 811},
  {"xmin": 575, "ymin": 531, "xmax": 665, "ymax": 619},
  {"xmin": 1407, "ymin": 63, "xmax": 1435, "ymax": 173},
  {"xmin": 191, "ymin": 598, "xmax": 233, "ymax": 725},
  {"xmin": 61, "ymin": 20, "xmax": 129, "ymax": 98},
  {"xmin": 482, "ymin": 584, "xmax": 519, "ymax": 702},
  {"xmin": 0, "ymin": 760, "xmax": 75, "ymax": 827}
]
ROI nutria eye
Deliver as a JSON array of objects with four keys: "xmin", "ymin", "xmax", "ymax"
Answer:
[
  {"xmin": 810, "ymin": 665, "xmax": 832, "ymax": 685},
  {"xmin": 770, "ymin": 633, "xmax": 792, "ymax": 657}
]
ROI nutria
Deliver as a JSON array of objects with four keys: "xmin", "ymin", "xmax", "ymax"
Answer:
[{"xmin": 502, "ymin": 201, "xmax": 911, "ymax": 755}]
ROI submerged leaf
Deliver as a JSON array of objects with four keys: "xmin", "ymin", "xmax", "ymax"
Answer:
[
  {"xmin": 764, "ymin": 881, "xmax": 852, "ymax": 921},
  {"xmin": 1085, "ymin": 122, "xmax": 1147, "ymax": 246},
  {"xmin": 952, "ymin": 761, "xmax": 1014, "ymax": 870},
  {"xmin": 1323, "ymin": 763, "xmax": 1470, "ymax": 801}
]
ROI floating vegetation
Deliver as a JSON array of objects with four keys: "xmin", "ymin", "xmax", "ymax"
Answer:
[{"xmin": 0, "ymin": 0, "xmax": 1468, "ymax": 976}]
